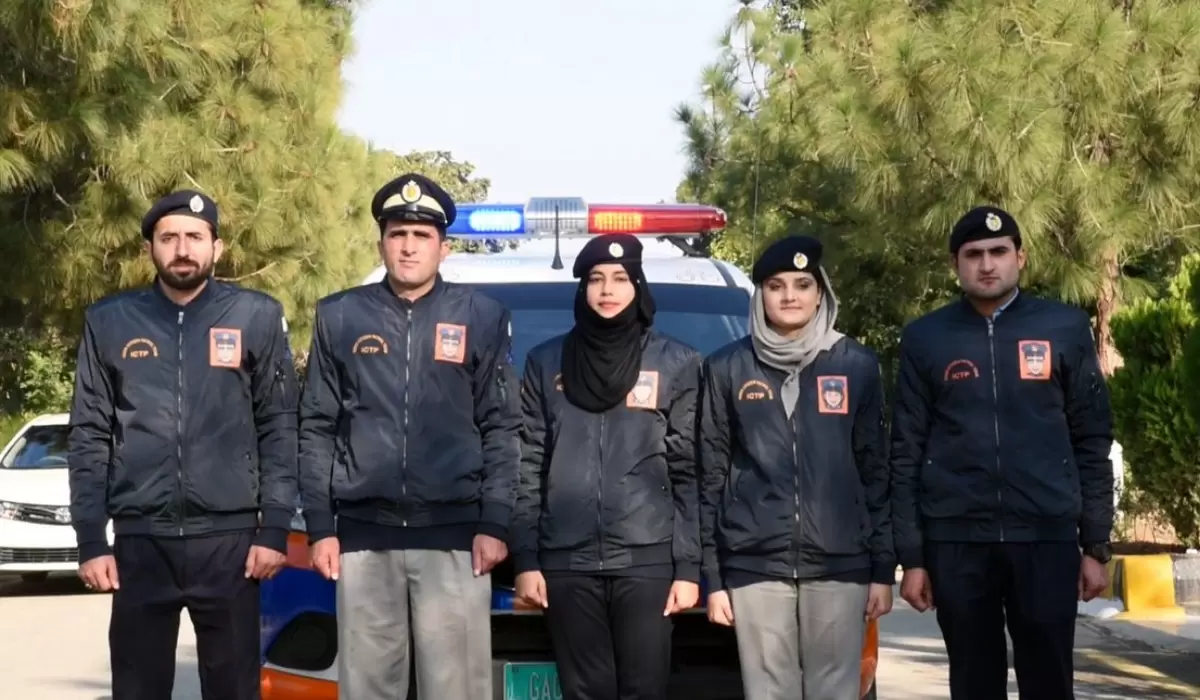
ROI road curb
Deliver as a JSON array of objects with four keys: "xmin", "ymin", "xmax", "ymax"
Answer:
[{"xmin": 1077, "ymin": 553, "xmax": 1200, "ymax": 621}]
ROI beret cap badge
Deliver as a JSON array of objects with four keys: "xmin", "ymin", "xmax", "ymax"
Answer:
[
  {"xmin": 793, "ymin": 252, "xmax": 809, "ymax": 270},
  {"xmin": 608, "ymin": 242, "xmax": 624, "ymax": 258},
  {"xmin": 189, "ymin": 195, "xmax": 204, "ymax": 213},
  {"xmin": 985, "ymin": 212, "xmax": 1002, "ymax": 232}
]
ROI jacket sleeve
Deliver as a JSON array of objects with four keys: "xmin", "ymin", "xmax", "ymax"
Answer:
[
  {"xmin": 853, "ymin": 356, "xmax": 896, "ymax": 584},
  {"xmin": 250, "ymin": 303, "xmax": 301, "ymax": 554},
  {"xmin": 472, "ymin": 307, "xmax": 521, "ymax": 541},
  {"xmin": 1064, "ymin": 319, "xmax": 1115, "ymax": 547},
  {"xmin": 889, "ymin": 328, "xmax": 934, "ymax": 570},
  {"xmin": 510, "ymin": 353, "xmax": 545, "ymax": 574},
  {"xmin": 666, "ymin": 350, "xmax": 702, "ymax": 583},
  {"xmin": 297, "ymin": 307, "xmax": 340, "ymax": 544},
  {"xmin": 67, "ymin": 312, "xmax": 115, "ymax": 563},
  {"xmin": 697, "ymin": 356, "xmax": 732, "ymax": 591}
]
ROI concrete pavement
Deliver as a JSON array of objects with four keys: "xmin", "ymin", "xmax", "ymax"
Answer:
[{"xmin": 4, "ymin": 573, "xmax": 1200, "ymax": 699}]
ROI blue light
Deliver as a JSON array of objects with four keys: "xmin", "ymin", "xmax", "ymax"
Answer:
[{"xmin": 448, "ymin": 204, "xmax": 526, "ymax": 236}]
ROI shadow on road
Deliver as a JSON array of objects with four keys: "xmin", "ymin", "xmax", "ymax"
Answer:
[{"xmin": 0, "ymin": 571, "xmax": 95, "ymax": 598}]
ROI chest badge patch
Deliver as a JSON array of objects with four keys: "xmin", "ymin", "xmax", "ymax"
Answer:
[
  {"xmin": 209, "ymin": 328, "xmax": 242, "ymax": 369},
  {"xmin": 434, "ymin": 323, "xmax": 467, "ymax": 364},
  {"xmin": 737, "ymin": 379, "xmax": 774, "ymax": 402},
  {"xmin": 1018, "ymin": 340, "xmax": 1052, "ymax": 380},
  {"xmin": 626, "ymin": 370, "xmax": 660, "ymax": 410},
  {"xmin": 817, "ymin": 375, "xmax": 849, "ymax": 414},
  {"xmin": 943, "ymin": 359, "xmax": 980, "ymax": 382}
]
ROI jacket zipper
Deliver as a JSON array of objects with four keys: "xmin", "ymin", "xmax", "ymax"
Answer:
[
  {"xmin": 597, "ymin": 414, "xmax": 606, "ymax": 571},
  {"xmin": 792, "ymin": 432, "xmax": 800, "ymax": 579},
  {"xmin": 176, "ymin": 310, "xmax": 185, "ymax": 537},
  {"xmin": 401, "ymin": 308, "xmax": 412, "ymax": 527},
  {"xmin": 987, "ymin": 319, "xmax": 1004, "ymax": 542}
]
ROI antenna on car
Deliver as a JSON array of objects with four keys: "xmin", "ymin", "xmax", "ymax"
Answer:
[{"xmin": 550, "ymin": 206, "xmax": 564, "ymax": 270}]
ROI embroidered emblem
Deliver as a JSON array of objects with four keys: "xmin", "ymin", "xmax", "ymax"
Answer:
[
  {"xmin": 209, "ymin": 328, "xmax": 242, "ymax": 369},
  {"xmin": 943, "ymin": 359, "xmax": 980, "ymax": 382},
  {"xmin": 737, "ymin": 379, "xmax": 774, "ymax": 401},
  {"xmin": 793, "ymin": 252, "xmax": 808, "ymax": 269},
  {"xmin": 121, "ymin": 338, "xmax": 158, "ymax": 360},
  {"xmin": 352, "ymin": 334, "xmax": 389, "ymax": 355},
  {"xmin": 434, "ymin": 323, "xmax": 467, "ymax": 364},
  {"xmin": 817, "ymin": 375, "xmax": 848, "ymax": 415},
  {"xmin": 626, "ymin": 370, "xmax": 660, "ymax": 410},
  {"xmin": 1018, "ymin": 340, "xmax": 1051, "ymax": 380},
  {"xmin": 985, "ymin": 212, "xmax": 1002, "ymax": 232}
]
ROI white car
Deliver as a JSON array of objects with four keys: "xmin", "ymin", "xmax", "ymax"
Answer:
[{"xmin": 0, "ymin": 412, "xmax": 113, "ymax": 582}]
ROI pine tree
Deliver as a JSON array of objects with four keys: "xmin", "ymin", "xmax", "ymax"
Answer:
[
  {"xmin": 0, "ymin": 0, "xmax": 488, "ymax": 354},
  {"xmin": 678, "ymin": 0, "xmax": 1200, "ymax": 374}
]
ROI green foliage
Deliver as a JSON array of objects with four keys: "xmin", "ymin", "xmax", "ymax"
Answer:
[
  {"xmin": 0, "ymin": 0, "xmax": 489, "ymax": 405},
  {"xmin": 0, "ymin": 328, "xmax": 74, "ymax": 415},
  {"xmin": 1109, "ymin": 253, "xmax": 1200, "ymax": 546},
  {"xmin": 677, "ymin": 0, "xmax": 1200, "ymax": 374}
]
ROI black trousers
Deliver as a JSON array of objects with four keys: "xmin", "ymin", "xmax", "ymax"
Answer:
[
  {"xmin": 543, "ymin": 575, "xmax": 674, "ymax": 700},
  {"xmin": 109, "ymin": 531, "xmax": 260, "ymax": 700},
  {"xmin": 927, "ymin": 541, "xmax": 1080, "ymax": 700}
]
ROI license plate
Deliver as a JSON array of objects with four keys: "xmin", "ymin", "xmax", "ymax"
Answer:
[{"xmin": 503, "ymin": 662, "xmax": 562, "ymax": 700}]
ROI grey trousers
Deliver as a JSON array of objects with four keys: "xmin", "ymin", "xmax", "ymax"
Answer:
[
  {"xmin": 336, "ymin": 549, "xmax": 492, "ymax": 700},
  {"xmin": 728, "ymin": 579, "xmax": 870, "ymax": 700}
]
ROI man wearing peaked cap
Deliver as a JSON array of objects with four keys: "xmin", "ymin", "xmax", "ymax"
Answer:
[
  {"xmin": 371, "ymin": 172, "xmax": 458, "ymax": 231},
  {"xmin": 299, "ymin": 170, "xmax": 521, "ymax": 700},
  {"xmin": 890, "ymin": 204, "xmax": 1115, "ymax": 699},
  {"xmin": 698, "ymin": 233, "xmax": 895, "ymax": 700},
  {"xmin": 69, "ymin": 187, "xmax": 299, "ymax": 700}
]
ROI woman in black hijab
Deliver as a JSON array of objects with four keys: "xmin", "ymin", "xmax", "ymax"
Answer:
[{"xmin": 510, "ymin": 233, "xmax": 703, "ymax": 700}]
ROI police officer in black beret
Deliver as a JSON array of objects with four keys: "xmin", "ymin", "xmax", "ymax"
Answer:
[
  {"xmin": 511, "ymin": 233, "xmax": 702, "ymax": 700},
  {"xmin": 698, "ymin": 234, "xmax": 894, "ymax": 700},
  {"xmin": 298, "ymin": 173, "xmax": 521, "ymax": 700},
  {"xmin": 68, "ymin": 189, "xmax": 300, "ymax": 700},
  {"xmin": 890, "ymin": 205, "xmax": 1115, "ymax": 699}
]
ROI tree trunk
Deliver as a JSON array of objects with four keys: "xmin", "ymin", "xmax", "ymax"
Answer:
[{"xmin": 1094, "ymin": 250, "xmax": 1124, "ymax": 376}]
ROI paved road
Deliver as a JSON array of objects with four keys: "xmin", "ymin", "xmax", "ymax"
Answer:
[{"xmin": 4, "ymin": 573, "xmax": 1200, "ymax": 699}]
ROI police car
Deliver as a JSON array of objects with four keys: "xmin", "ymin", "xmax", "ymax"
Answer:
[{"xmin": 258, "ymin": 198, "xmax": 880, "ymax": 700}]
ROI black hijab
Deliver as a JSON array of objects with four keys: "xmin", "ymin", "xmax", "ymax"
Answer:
[{"xmin": 561, "ymin": 235, "xmax": 657, "ymax": 413}]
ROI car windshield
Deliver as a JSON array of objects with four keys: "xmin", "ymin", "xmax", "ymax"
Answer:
[
  {"xmin": 466, "ymin": 281, "xmax": 751, "ymax": 373},
  {"xmin": 1, "ymin": 424, "xmax": 70, "ymax": 470}
]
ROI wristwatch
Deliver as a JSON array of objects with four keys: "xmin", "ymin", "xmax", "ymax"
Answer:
[{"xmin": 1083, "ymin": 542, "xmax": 1113, "ymax": 564}]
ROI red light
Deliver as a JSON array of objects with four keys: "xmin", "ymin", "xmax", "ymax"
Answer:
[{"xmin": 587, "ymin": 204, "xmax": 726, "ymax": 235}]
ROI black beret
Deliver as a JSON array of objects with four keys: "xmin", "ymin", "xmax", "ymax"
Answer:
[
  {"xmin": 572, "ymin": 234, "xmax": 643, "ymax": 278},
  {"xmin": 751, "ymin": 235, "xmax": 823, "ymax": 285},
  {"xmin": 371, "ymin": 173, "xmax": 457, "ymax": 229},
  {"xmin": 141, "ymin": 190, "xmax": 218, "ymax": 240},
  {"xmin": 949, "ymin": 205, "xmax": 1021, "ymax": 254}
]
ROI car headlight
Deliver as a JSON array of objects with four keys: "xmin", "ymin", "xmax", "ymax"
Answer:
[{"xmin": 0, "ymin": 501, "xmax": 72, "ymax": 524}]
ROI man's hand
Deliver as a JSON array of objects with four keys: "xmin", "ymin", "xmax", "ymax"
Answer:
[
  {"xmin": 310, "ymin": 537, "xmax": 341, "ymax": 581},
  {"xmin": 664, "ymin": 580, "xmax": 700, "ymax": 616},
  {"xmin": 866, "ymin": 582, "xmax": 894, "ymax": 620},
  {"xmin": 78, "ymin": 554, "xmax": 119, "ymax": 592},
  {"xmin": 900, "ymin": 568, "xmax": 934, "ymax": 612},
  {"xmin": 245, "ymin": 545, "xmax": 286, "ymax": 580},
  {"xmin": 707, "ymin": 590, "xmax": 734, "ymax": 626},
  {"xmin": 472, "ymin": 534, "xmax": 508, "ymax": 576},
  {"xmin": 515, "ymin": 570, "xmax": 548, "ymax": 608},
  {"xmin": 1079, "ymin": 555, "xmax": 1109, "ymax": 602}
]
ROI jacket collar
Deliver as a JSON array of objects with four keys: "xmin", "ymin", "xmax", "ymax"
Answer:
[
  {"xmin": 375, "ymin": 273, "xmax": 447, "ymax": 309},
  {"xmin": 151, "ymin": 276, "xmax": 218, "ymax": 313}
]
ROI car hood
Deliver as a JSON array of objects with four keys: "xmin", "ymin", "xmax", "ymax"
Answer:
[{"xmin": 0, "ymin": 468, "xmax": 69, "ymax": 507}]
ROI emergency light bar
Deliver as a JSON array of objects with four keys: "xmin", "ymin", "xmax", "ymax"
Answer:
[{"xmin": 445, "ymin": 197, "xmax": 726, "ymax": 238}]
